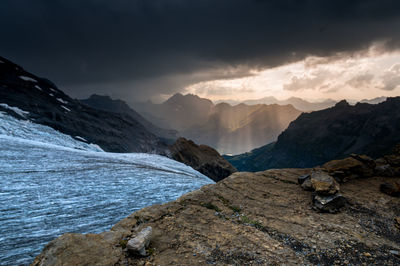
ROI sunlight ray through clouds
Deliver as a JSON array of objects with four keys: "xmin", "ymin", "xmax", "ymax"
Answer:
[{"xmin": 184, "ymin": 44, "xmax": 400, "ymax": 103}]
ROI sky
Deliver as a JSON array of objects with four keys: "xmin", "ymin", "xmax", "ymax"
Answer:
[{"xmin": 1, "ymin": 0, "xmax": 400, "ymax": 103}]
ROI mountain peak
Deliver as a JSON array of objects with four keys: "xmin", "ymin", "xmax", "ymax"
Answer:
[
  {"xmin": 334, "ymin": 100, "xmax": 350, "ymax": 108},
  {"xmin": 165, "ymin": 93, "xmax": 213, "ymax": 106}
]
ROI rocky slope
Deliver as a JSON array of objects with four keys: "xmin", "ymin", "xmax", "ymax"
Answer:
[
  {"xmin": 0, "ymin": 56, "xmax": 236, "ymax": 181},
  {"xmin": 169, "ymin": 138, "xmax": 237, "ymax": 182},
  {"xmin": 136, "ymin": 94, "xmax": 301, "ymax": 154},
  {"xmin": 226, "ymin": 98, "xmax": 400, "ymax": 171},
  {"xmin": 80, "ymin": 94, "xmax": 178, "ymax": 142},
  {"xmin": 33, "ymin": 149, "xmax": 400, "ymax": 265},
  {"xmin": 0, "ymin": 56, "xmax": 168, "ymax": 154},
  {"xmin": 136, "ymin": 93, "xmax": 215, "ymax": 131}
]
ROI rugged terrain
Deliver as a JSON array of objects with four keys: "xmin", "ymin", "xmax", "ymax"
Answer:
[
  {"xmin": 169, "ymin": 138, "xmax": 237, "ymax": 182},
  {"xmin": 136, "ymin": 93, "xmax": 301, "ymax": 154},
  {"xmin": 0, "ymin": 56, "xmax": 168, "ymax": 154},
  {"xmin": 33, "ymin": 150, "xmax": 400, "ymax": 265},
  {"xmin": 0, "ymin": 56, "xmax": 236, "ymax": 182},
  {"xmin": 227, "ymin": 98, "xmax": 400, "ymax": 171}
]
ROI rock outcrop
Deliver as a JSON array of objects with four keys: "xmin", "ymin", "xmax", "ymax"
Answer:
[
  {"xmin": 34, "ymin": 167, "xmax": 400, "ymax": 265},
  {"xmin": 298, "ymin": 169, "xmax": 345, "ymax": 213},
  {"xmin": 126, "ymin": 227, "xmax": 153, "ymax": 256},
  {"xmin": 169, "ymin": 137, "xmax": 237, "ymax": 182}
]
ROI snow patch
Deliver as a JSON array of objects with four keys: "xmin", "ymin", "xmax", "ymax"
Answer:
[
  {"xmin": 34, "ymin": 85, "xmax": 42, "ymax": 91},
  {"xmin": 0, "ymin": 112, "xmax": 103, "ymax": 152},
  {"xmin": 0, "ymin": 103, "xmax": 29, "ymax": 118},
  {"xmin": 49, "ymin": 88, "xmax": 56, "ymax": 92},
  {"xmin": 19, "ymin": 76, "xmax": 37, "ymax": 83},
  {"xmin": 56, "ymin": 98, "xmax": 68, "ymax": 104},
  {"xmin": 89, "ymin": 143, "xmax": 103, "ymax": 151},
  {"xmin": 75, "ymin": 136, "xmax": 87, "ymax": 142},
  {"xmin": 49, "ymin": 93, "xmax": 54, "ymax": 97},
  {"xmin": 61, "ymin": 106, "xmax": 71, "ymax": 112}
]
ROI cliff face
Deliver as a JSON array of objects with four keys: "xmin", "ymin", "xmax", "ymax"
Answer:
[
  {"xmin": 169, "ymin": 137, "xmax": 237, "ymax": 182},
  {"xmin": 227, "ymin": 98, "xmax": 400, "ymax": 171},
  {"xmin": 33, "ymin": 160, "xmax": 400, "ymax": 265}
]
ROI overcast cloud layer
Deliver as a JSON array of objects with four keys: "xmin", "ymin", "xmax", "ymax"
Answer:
[{"xmin": 1, "ymin": 0, "xmax": 400, "ymax": 101}]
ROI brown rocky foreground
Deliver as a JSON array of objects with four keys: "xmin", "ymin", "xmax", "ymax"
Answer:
[{"xmin": 33, "ymin": 163, "xmax": 400, "ymax": 265}]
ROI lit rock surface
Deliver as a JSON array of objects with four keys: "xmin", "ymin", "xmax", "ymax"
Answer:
[
  {"xmin": 33, "ymin": 169, "xmax": 400, "ymax": 265},
  {"xmin": 310, "ymin": 170, "xmax": 340, "ymax": 195},
  {"xmin": 127, "ymin": 227, "xmax": 152, "ymax": 256}
]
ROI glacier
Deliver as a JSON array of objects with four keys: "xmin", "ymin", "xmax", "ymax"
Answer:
[{"xmin": 0, "ymin": 112, "xmax": 213, "ymax": 265}]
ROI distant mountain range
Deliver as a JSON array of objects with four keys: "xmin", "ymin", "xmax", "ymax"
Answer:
[
  {"xmin": 216, "ymin": 96, "xmax": 389, "ymax": 112},
  {"xmin": 225, "ymin": 98, "xmax": 400, "ymax": 171},
  {"xmin": 215, "ymin": 96, "xmax": 337, "ymax": 112},
  {"xmin": 135, "ymin": 93, "xmax": 302, "ymax": 154}
]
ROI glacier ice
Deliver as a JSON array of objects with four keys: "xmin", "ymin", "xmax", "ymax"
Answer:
[
  {"xmin": 0, "ymin": 103, "xmax": 29, "ymax": 118},
  {"xmin": 0, "ymin": 113, "xmax": 213, "ymax": 265}
]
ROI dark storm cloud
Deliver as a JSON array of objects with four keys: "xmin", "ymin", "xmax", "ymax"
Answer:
[{"xmin": 1, "ymin": 0, "xmax": 400, "ymax": 101}]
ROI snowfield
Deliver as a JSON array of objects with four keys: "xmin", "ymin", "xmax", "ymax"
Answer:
[
  {"xmin": 19, "ymin": 75, "xmax": 37, "ymax": 83},
  {"xmin": 0, "ymin": 113, "xmax": 213, "ymax": 265},
  {"xmin": 0, "ymin": 103, "xmax": 29, "ymax": 118}
]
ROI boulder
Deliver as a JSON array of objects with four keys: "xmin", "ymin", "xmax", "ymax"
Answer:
[
  {"xmin": 380, "ymin": 182, "xmax": 400, "ymax": 197},
  {"xmin": 310, "ymin": 170, "xmax": 340, "ymax": 195},
  {"xmin": 323, "ymin": 156, "xmax": 375, "ymax": 182},
  {"xmin": 127, "ymin": 226, "xmax": 153, "ymax": 256},
  {"xmin": 313, "ymin": 193, "xmax": 346, "ymax": 213},
  {"xmin": 350, "ymin": 154, "xmax": 376, "ymax": 169},
  {"xmin": 384, "ymin": 155, "xmax": 400, "ymax": 167},
  {"xmin": 301, "ymin": 177, "xmax": 313, "ymax": 191}
]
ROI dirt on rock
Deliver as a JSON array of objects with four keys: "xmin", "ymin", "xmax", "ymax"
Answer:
[{"xmin": 33, "ymin": 167, "xmax": 400, "ymax": 265}]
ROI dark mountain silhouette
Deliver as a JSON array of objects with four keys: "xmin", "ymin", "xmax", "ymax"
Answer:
[
  {"xmin": 136, "ymin": 94, "xmax": 302, "ymax": 154},
  {"xmin": 0, "ymin": 56, "xmax": 169, "ymax": 154},
  {"xmin": 226, "ymin": 98, "xmax": 400, "ymax": 171},
  {"xmin": 80, "ymin": 94, "xmax": 178, "ymax": 142}
]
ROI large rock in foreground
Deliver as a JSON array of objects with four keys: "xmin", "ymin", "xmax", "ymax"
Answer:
[
  {"xmin": 33, "ymin": 169, "xmax": 400, "ymax": 265},
  {"xmin": 169, "ymin": 137, "xmax": 237, "ymax": 182}
]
